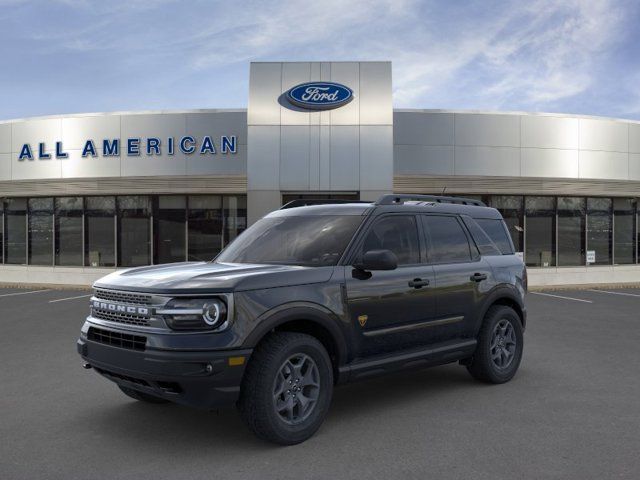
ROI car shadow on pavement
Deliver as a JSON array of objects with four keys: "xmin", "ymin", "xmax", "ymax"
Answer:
[{"xmin": 73, "ymin": 364, "xmax": 490, "ymax": 450}]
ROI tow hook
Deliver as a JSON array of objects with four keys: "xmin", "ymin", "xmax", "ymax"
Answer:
[{"xmin": 82, "ymin": 363, "xmax": 92, "ymax": 370}]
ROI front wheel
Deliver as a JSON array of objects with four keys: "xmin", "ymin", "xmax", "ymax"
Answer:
[
  {"xmin": 238, "ymin": 332, "xmax": 334, "ymax": 445},
  {"xmin": 466, "ymin": 306, "xmax": 524, "ymax": 384}
]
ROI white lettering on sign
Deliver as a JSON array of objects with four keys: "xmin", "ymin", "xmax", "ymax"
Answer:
[{"xmin": 301, "ymin": 87, "xmax": 339, "ymax": 102}]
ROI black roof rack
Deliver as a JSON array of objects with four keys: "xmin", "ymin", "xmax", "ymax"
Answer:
[
  {"xmin": 280, "ymin": 199, "xmax": 372, "ymax": 209},
  {"xmin": 376, "ymin": 194, "xmax": 486, "ymax": 207}
]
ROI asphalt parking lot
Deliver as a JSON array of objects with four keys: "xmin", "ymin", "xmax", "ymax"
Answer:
[{"xmin": 1, "ymin": 286, "xmax": 640, "ymax": 479}]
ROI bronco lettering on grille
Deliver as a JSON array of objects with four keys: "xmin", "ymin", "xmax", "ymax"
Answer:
[{"xmin": 92, "ymin": 300, "xmax": 150, "ymax": 316}]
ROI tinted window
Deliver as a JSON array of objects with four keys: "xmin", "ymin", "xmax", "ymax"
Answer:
[
  {"xmin": 28, "ymin": 198, "xmax": 53, "ymax": 265},
  {"xmin": 423, "ymin": 215, "xmax": 471, "ymax": 263},
  {"xmin": 557, "ymin": 197, "xmax": 585, "ymax": 266},
  {"xmin": 587, "ymin": 197, "xmax": 612, "ymax": 265},
  {"xmin": 476, "ymin": 218, "xmax": 514, "ymax": 255},
  {"xmin": 155, "ymin": 196, "xmax": 186, "ymax": 264},
  {"xmin": 85, "ymin": 197, "xmax": 115, "ymax": 267},
  {"xmin": 463, "ymin": 217, "xmax": 501, "ymax": 256},
  {"xmin": 525, "ymin": 196, "xmax": 556, "ymax": 267},
  {"xmin": 614, "ymin": 198, "xmax": 635, "ymax": 264},
  {"xmin": 188, "ymin": 195, "xmax": 222, "ymax": 261},
  {"xmin": 55, "ymin": 197, "xmax": 83, "ymax": 266},
  {"xmin": 4, "ymin": 198, "xmax": 26, "ymax": 264},
  {"xmin": 117, "ymin": 196, "xmax": 151, "ymax": 267},
  {"xmin": 360, "ymin": 215, "xmax": 420, "ymax": 265},
  {"xmin": 217, "ymin": 215, "xmax": 363, "ymax": 266}
]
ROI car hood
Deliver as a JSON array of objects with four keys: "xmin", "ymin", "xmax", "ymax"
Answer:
[{"xmin": 93, "ymin": 262, "xmax": 335, "ymax": 294}]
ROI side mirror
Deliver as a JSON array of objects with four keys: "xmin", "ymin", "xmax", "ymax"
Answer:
[{"xmin": 354, "ymin": 249, "xmax": 398, "ymax": 271}]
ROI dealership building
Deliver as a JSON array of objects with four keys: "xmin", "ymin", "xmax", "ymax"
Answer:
[{"xmin": 1, "ymin": 61, "xmax": 640, "ymax": 287}]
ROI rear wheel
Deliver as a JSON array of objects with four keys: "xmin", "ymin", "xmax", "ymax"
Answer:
[
  {"xmin": 238, "ymin": 332, "xmax": 333, "ymax": 445},
  {"xmin": 466, "ymin": 305, "xmax": 523, "ymax": 384},
  {"xmin": 118, "ymin": 385, "xmax": 170, "ymax": 404}
]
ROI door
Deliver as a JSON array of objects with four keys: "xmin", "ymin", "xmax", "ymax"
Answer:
[
  {"xmin": 344, "ymin": 214, "xmax": 436, "ymax": 357},
  {"xmin": 421, "ymin": 214, "xmax": 493, "ymax": 340}
]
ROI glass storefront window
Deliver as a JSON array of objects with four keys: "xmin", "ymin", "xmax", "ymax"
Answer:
[
  {"xmin": 55, "ymin": 197, "xmax": 83, "ymax": 266},
  {"xmin": 188, "ymin": 195, "xmax": 222, "ymax": 261},
  {"xmin": 223, "ymin": 195, "xmax": 247, "ymax": 246},
  {"xmin": 118, "ymin": 196, "xmax": 151, "ymax": 267},
  {"xmin": 28, "ymin": 198, "xmax": 53, "ymax": 265},
  {"xmin": 614, "ymin": 198, "xmax": 635, "ymax": 265},
  {"xmin": 587, "ymin": 198, "xmax": 612, "ymax": 265},
  {"xmin": 155, "ymin": 196, "xmax": 186, "ymax": 264},
  {"xmin": 4, "ymin": 198, "xmax": 26, "ymax": 264},
  {"xmin": 525, "ymin": 197, "xmax": 556, "ymax": 267},
  {"xmin": 85, "ymin": 197, "xmax": 115, "ymax": 267},
  {"xmin": 557, "ymin": 197, "xmax": 585, "ymax": 266},
  {"xmin": 489, "ymin": 196, "xmax": 524, "ymax": 253}
]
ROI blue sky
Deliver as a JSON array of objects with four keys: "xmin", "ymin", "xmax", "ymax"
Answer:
[{"xmin": 1, "ymin": 0, "xmax": 639, "ymax": 120}]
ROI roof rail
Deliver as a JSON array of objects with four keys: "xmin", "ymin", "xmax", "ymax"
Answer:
[
  {"xmin": 280, "ymin": 199, "xmax": 372, "ymax": 209},
  {"xmin": 375, "ymin": 194, "xmax": 486, "ymax": 207}
]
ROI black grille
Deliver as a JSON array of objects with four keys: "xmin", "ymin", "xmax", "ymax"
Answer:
[
  {"xmin": 88, "ymin": 327, "xmax": 146, "ymax": 351},
  {"xmin": 94, "ymin": 289, "xmax": 152, "ymax": 305},
  {"xmin": 91, "ymin": 309, "xmax": 151, "ymax": 327}
]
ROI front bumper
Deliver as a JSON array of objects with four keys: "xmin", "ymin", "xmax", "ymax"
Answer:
[{"xmin": 77, "ymin": 332, "xmax": 252, "ymax": 409}]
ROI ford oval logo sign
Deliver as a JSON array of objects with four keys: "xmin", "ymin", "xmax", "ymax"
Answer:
[{"xmin": 286, "ymin": 82, "xmax": 354, "ymax": 110}]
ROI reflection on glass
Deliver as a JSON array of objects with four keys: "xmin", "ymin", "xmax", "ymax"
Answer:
[
  {"xmin": 55, "ymin": 197, "xmax": 83, "ymax": 266},
  {"xmin": 155, "ymin": 196, "xmax": 186, "ymax": 264},
  {"xmin": 118, "ymin": 196, "xmax": 151, "ymax": 267},
  {"xmin": 4, "ymin": 198, "xmax": 27, "ymax": 264},
  {"xmin": 188, "ymin": 196, "xmax": 222, "ymax": 261},
  {"xmin": 525, "ymin": 197, "xmax": 556, "ymax": 267},
  {"xmin": 587, "ymin": 198, "xmax": 612, "ymax": 266},
  {"xmin": 223, "ymin": 195, "xmax": 247, "ymax": 246},
  {"xmin": 489, "ymin": 196, "xmax": 523, "ymax": 253},
  {"xmin": 85, "ymin": 197, "xmax": 115, "ymax": 267},
  {"xmin": 217, "ymin": 215, "xmax": 363, "ymax": 266},
  {"xmin": 557, "ymin": 197, "xmax": 585, "ymax": 266},
  {"xmin": 28, "ymin": 198, "xmax": 53, "ymax": 265},
  {"xmin": 614, "ymin": 198, "xmax": 635, "ymax": 265}
]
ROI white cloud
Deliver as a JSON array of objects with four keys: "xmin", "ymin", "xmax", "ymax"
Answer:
[{"xmin": 0, "ymin": 0, "xmax": 634, "ymax": 117}]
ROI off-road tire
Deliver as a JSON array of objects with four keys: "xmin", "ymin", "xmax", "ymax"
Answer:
[
  {"xmin": 466, "ymin": 305, "xmax": 523, "ymax": 384},
  {"xmin": 238, "ymin": 332, "xmax": 334, "ymax": 445}
]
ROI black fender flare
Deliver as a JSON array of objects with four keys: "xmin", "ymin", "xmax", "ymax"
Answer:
[
  {"xmin": 242, "ymin": 302, "xmax": 350, "ymax": 366},
  {"xmin": 475, "ymin": 286, "xmax": 526, "ymax": 336}
]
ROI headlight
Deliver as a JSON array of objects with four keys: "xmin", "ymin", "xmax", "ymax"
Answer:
[{"xmin": 159, "ymin": 298, "xmax": 228, "ymax": 331}]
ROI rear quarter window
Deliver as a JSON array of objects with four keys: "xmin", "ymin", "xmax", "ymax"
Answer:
[{"xmin": 475, "ymin": 218, "xmax": 515, "ymax": 255}]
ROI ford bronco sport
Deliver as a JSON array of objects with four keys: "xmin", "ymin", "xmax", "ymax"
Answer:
[{"xmin": 77, "ymin": 194, "xmax": 527, "ymax": 445}]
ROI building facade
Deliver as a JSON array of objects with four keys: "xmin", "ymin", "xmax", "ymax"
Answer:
[{"xmin": 1, "ymin": 61, "xmax": 640, "ymax": 286}]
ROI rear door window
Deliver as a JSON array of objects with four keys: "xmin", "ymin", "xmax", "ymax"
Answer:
[
  {"xmin": 462, "ymin": 217, "xmax": 501, "ymax": 256},
  {"xmin": 475, "ymin": 218, "xmax": 515, "ymax": 254},
  {"xmin": 422, "ymin": 215, "xmax": 472, "ymax": 263}
]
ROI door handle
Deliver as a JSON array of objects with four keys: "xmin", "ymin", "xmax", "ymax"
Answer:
[
  {"xmin": 408, "ymin": 278, "xmax": 430, "ymax": 289},
  {"xmin": 470, "ymin": 273, "xmax": 488, "ymax": 282}
]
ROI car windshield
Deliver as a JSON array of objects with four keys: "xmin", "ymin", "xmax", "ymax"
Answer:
[{"xmin": 216, "ymin": 215, "xmax": 363, "ymax": 267}]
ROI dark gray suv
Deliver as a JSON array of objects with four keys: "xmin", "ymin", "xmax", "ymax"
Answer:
[{"xmin": 77, "ymin": 194, "xmax": 527, "ymax": 444}]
